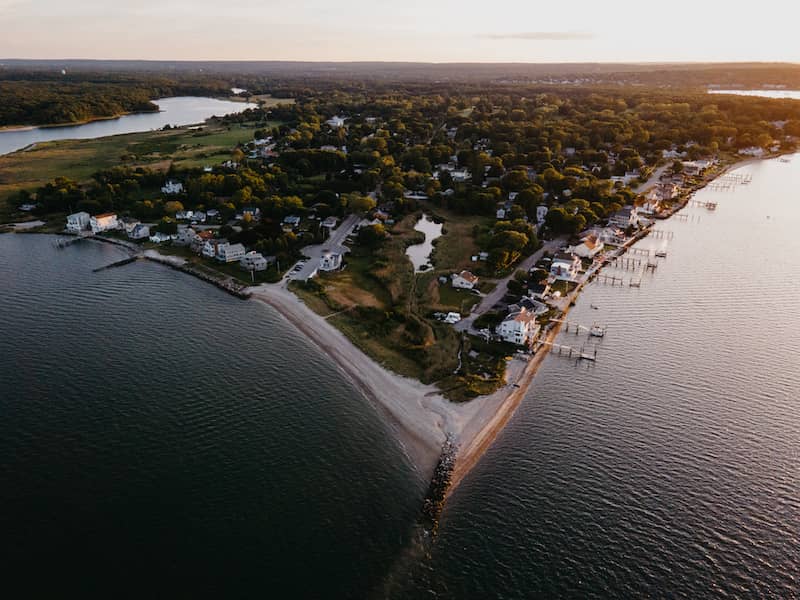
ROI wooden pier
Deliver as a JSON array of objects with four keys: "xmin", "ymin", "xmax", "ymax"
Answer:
[
  {"xmin": 650, "ymin": 229, "xmax": 674, "ymax": 240},
  {"xmin": 550, "ymin": 319, "xmax": 607, "ymax": 337},
  {"xmin": 540, "ymin": 340, "xmax": 597, "ymax": 361},
  {"xmin": 596, "ymin": 273, "xmax": 625, "ymax": 286}
]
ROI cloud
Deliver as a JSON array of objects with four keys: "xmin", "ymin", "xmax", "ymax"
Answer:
[{"xmin": 482, "ymin": 31, "xmax": 595, "ymax": 41}]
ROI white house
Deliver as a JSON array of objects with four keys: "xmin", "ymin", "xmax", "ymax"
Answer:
[
  {"xmin": 202, "ymin": 239, "xmax": 226, "ymax": 258},
  {"xmin": 572, "ymin": 234, "xmax": 604, "ymax": 259},
  {"xmin": 536, "ymin": 206, "xmax": 549, "ymax": 226},
  {"xmin": 128, "ymin": 224, "xmax": 150, "ymax": 240},
  {"xmin": 550, "ymin": 253, "xmax": 581, "ymax": 281},
  {"xmin": 451, "ymin": 270, "xmax": 479, "ymax": 290},
  {"xmin": 608, "ymin": 206, "xmax": 640, "ymax": 229},
  {"xmin": 240, "ymin": 251, "xmax": 270, "ymax": 271},
  {"xmin": 161, "ymin": 180, "xmax": 184, "ymax": 195},
  {"xmin": 738, "ymin": 146, "xmax": 765, "ymax": 157},
  {"xmin": 443, "ymin": 312, "xmax": 461, "ymax": 324},
  {"xmin": 497, "ymin": 308, "xmax": 541, "ymax": 346},
  {"xmin": 90, "ymin": 213, "xmax": 119, "ymax": 233},
  {"xmin": 66, "ymin": 211, "xmax": 90, "ymax": 233},
  {"xmin": 217, "ymin": 243, "xmax": 246, "ymax": 263},
  {"xmin": 148, "ymin": 231, "xmax": 173, "ymax": 244},
  {"xmin": 326, "ymin": 116, "xmax": 346, "ymax": 128},
  {"xmin": 496, "ymin": 208, "xmax": 506, "ymax": 220},
  {"xmin": 319, "ymin": 250, "xmax": 343, "ymax": 272},
  {"xmin": 283, "ymin": 215, "xmax": 301, "ymax": 228}
]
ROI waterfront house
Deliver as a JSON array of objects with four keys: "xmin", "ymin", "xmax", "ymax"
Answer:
[
  {"xmin": 148, "ymin": 231, "xmax": 172, "ymax": 244},
  {"xmin": 66, "ymin": 211, "xmax": 90, "ymax": 233},
  {"xmin": 319, "ymin": 250, "xmax": 343, "ymax": 272},
  {"xmin": 497, "ymin": 308, "xmax": 541, "ymax": 346},
  {"xmin": 128, "ymin": 224, "xmax": 150, "ymax": 240},
  {"xmin": 202, "ymin": 238, "xmax": 227, "ymax": 259},
  {"xmin": 572, "ymin": 234, "xmax": 604, "ymax": 259},
  {"xmin": 161, "ymin": 180, "xmax": 184, "ymax": 195},
  {"xmin": 217, "ymin": 243, "xmax": 246, "ymax": 263},
  {"xmin": 608, "ymin": 206, "xmax": 640, "ymax": 230},
  {"xmin": 240, "ymin": 251, "xmax": 272, "ymax": 272},
  {"xmin": 90, "ymin": 213, "xmax": 119, "ymax": 233},
  {"xmin": 550, "ymin": 252, "xmax": 581, "ymax": 282},
  {"xmin": 175, "ymin": 227, "xmax": 196, "ymax": 246},
  {"xmin": 451, "ymin": 270, "xmax": 479, "ymax": 290},
  {"xmin": 191, "ymin": 230, "xmax": 215, "ymax": 253}
]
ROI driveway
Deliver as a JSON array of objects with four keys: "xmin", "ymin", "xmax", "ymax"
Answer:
[
  {"xmin": 454, "ymin": 237, "xmax": 564, "ymax": 332},
  {"xmin": 286, "ymin": 214, "xmax": 360, "ymax": 281}
]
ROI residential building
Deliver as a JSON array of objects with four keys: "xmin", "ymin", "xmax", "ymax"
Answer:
[
  {"xmin": 202, "ymin": 238, "xmax": 227, "ymax": 259},
  {"xmin": 451, "ymin": 270, "xmax": 479, "ymax": 290},
  {"xmin": 319, "ymin": 251, "xmax": 343, "ymax": 272},
  {"xmin": 240, "ymin": 251, "xmax": 271, "ymax": 271},
  {"xmin": 497, "ymin": 307, "xmax": 541, "ymax": 346},
  {"xmin": 608, "ymin": 206, "xmax": 640, "ymax": 229},
  {"xmin": 90, "ymin": 213, "xmax": 118, "ymax": 233},
  {"xmin": 191, "ymin": 230, "xmax": 215, "ymax": 253},
  {"xmin": 283, "ymin": 215, "xmax": 301, "ymax": 228},
  {"xmin": 321, "ymin": 216, "xmax": 338, "ymax": 231},
  {"xmin": 536, "ymin": 205, "xmax": 549, "ymax": 225},
  {"xmin": 550, "ymin": 253, "xmax": 581, "ymax": 281},
  {"xmin": 66, "ymin": 211, "xmax": 90, "ymax": 233},
  {"xmin": 161, "ymin": 180, "xmax": 184, "ymax": 195},
  {"xmin": 148, "ymin": 231, "xmax": 173, "ymax": 243},
  {"xmin": 217, "ymin": 243, "xmax": 246, "ymax": 263},
  {"xmin": 175, "ymin": 227, "xmax": 196, "ymax": 246},
  {"xmin": 572, "ymin": 234, "xmax": 604, "ymax": 259},
  {"xmin": 326, "ymin": 116, "xmax": 346, "ymax": 128},
  {"xmin": 128, "ymin": 224, "xmax": 150, "ymax": 240}
]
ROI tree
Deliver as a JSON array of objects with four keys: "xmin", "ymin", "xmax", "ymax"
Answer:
[
  {"xmin": 345, "ymin": 193, "xmax": 376, "ymax": 213},
  {"xmin": 156, "ymin": 218, "xmax": 177, "ymax": 235},
  {"xmin": 357, "ymin": 223, "xmax": 386, "ymax": 246},
  {"xmin": 164, "ymin": 200, "xmax": 184, "ymax": 215}
]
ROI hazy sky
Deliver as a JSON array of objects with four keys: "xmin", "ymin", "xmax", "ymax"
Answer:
[{"xmin": 1, "ymin": 0, "xmax": 798, "ymax": 63}]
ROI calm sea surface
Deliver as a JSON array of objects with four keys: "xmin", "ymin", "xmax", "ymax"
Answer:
[
  {"xmin": 1, "ymin": 155, "xmax": 799, "ymax": 598},
  {"xmin": 0, "ymin": 237, "xmax": 423, "ymax": 597},
  {"xmin": 0, "ymin": 97, "xmax": 257, "ymax": 156}
]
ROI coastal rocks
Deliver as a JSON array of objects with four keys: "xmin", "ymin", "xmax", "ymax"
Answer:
[{"xmin": 420, "ymin": 434, "xmax": 457, "ymax": 534}]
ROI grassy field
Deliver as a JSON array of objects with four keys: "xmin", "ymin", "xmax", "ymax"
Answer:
[
  {"xmin": 423, "ymin": 204, "xmax": 493, "ymax": 274},
  {"xmin": 0, "ymin": 121, "xmax": 281, "ymax": 221}
]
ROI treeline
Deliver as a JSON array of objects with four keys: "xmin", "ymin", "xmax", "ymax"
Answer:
[{"xmin": 0, "ymin": 76, "xmax": 231, "ymax": 127}]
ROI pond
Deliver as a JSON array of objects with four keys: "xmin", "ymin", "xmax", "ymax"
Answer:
[{"xmin": 405, "ymin": 213, "xmax": 443, "ymax": 272}]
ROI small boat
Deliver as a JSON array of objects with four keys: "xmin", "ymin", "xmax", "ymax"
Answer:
[
  {"xmin": 589, "ymin": 324, "xmax": 606, "ymax": 337},
  {"xmin": 655, "ymin": 250, "xmax": 667, "ymax": 258},
  {"xmin": 590, "ymin": 304, "xmax": 599, "ymax": 310}
]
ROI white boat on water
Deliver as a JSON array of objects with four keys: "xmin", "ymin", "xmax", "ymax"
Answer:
[{"xmin": 589, "ymin": 324, "xmax": 606, "ymax": 337}]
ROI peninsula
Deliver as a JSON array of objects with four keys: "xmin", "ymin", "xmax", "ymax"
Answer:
[{"xmin": 3, "ymin": 64, "xmax": 800, "ymax": 520}]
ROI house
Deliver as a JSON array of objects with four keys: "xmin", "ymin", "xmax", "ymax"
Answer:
[
  {"xmin": 497, "ymin": 307, "xmax": 541, "ymax": 346},
  {"xmin": 681, "ymin": 160, "xmax": 713, "ymax": 176},
  {"xmin": 191, "ymin": 230, "xmax": 215, "ymax": 253},
  {"xmin": 496, "ymin": 208, "xmax": 506, "ymax": 220},
  {"xmin": 508, "ymin": 297, "xmax": 549, "ymax": 316},
  {"xmin": 536, "ymin": 205, "xmax": 549, "ymax": 225},
  {"xmin": 443, "ymin": 312, "xmax": 461, "ymax": 324},
  {"xmin": 242, "ymin": 207, "xmax": 261, "ymax": 221},
  {"xmin": 90, "ymin": 213, "xmax": 118, "ymax": 233},
  {"xmin": 283, "ymin": 215, "xmax": 301, "ymax": 228},
  {"xmin": 240, "ymin": 251, "xmax": 272, "ymax": 271},
  {"xmin": 326, "ymin": 116, "xmax": 346, "ymax": 128},
  {"xmin": 19, "ymin": 203, "xmax": 38, "ymax": 212},
  {"xmin": 217, "ymin": 243, "xmax": 246, "ymax": 263},
  {"xmin": 738, "ymin": 146, "xmax": 765, "ymax": 157},
  {"xmin": 128, "ymin": 224, "xmax": 150, "ymax": 240},
  {"xmin": 161, "ymin": 180, "xmax": 184, "ymax": 195},
  {"xmin": 319, "ymin": 250, "xmax": 343, "ymax": 272},
  {"xmin": 572, "ymin": 234, "xmax": 604, "ymax": 259},
  {"xmin": 148, "ymin": 231, "xmax": 172, "ymax": 243},
  {"xmin": 202, "ymin": 238, "xmax": 227, "ymax": 258},
  {"xmin": 321, "ymin": 216, "xmax": 338, "ymax": 231},
  {"xmin": 451, "ymin": 270, "xmax": 479, "ymax": 290},
  {"xmin": 608, "ymin": 206, "xmax": 640, "ymax": 229},
  {"xmin": 66, "ymin": 211, "xmax": 90, "ymax": 233},
  {"xmin": 206, "ymin": 209, "xmax": 220, "ymax": 220},
  {"xmin": 550, "ymin": 252, "xmax": 581, "ymax": 281},
  {"xmin": 175, "ymin": 227, "xmax": 196, "ymax": 246}
]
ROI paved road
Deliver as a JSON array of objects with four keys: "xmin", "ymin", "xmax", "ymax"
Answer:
[
  {"xmin": 454, "ymin": 237, "xmax": 564, "ymax": 332},
  {"xmin": 286, "ymin": 214, "xmax": 360, "ymax": 281},
  {"xmin": 634, "ymin": 164, "xmax": 669, "ymax": 194}
]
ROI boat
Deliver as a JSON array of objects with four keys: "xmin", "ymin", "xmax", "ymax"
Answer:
[
  {"xmin": 655, "ymin": 250, "xmax": 667, "ymax": 258},
  {"xmin": 590, "ymin": 304, "xmax": 599, "ymax": 310},
  {"xmin": 589, "ymin": 324, "xmax": 606, "ymax": 337}
]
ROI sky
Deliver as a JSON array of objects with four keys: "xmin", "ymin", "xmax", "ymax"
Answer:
[{"xmin": 1, "ymin": 0, "xmax": 799, "ymax": 63}]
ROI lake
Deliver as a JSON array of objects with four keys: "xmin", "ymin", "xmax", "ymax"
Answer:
[
  {"xmin": 0, "ymin": 97, "xmax": 257, "ymax": 156},
  {"xmin": 1, "ymin": 155, "xmax": 799, "ymax": 598}
]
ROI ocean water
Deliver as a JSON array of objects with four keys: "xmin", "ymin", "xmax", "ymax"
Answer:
[
  {"xmin": 2, "ymin": 155, "xmax": 800, "ymax": 598},
  {"xmin": 0, "ymin": 236, "xmax": 424, "ymax": 598},
  {"xmin": 405, "ymin": 156, "xmax": 800, "ymax": 598}
]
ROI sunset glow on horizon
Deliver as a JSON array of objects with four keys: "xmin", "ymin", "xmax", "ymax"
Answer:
[{"xmin": 1, "ymin": 0, "xmax": 799, "ymax": 63}]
